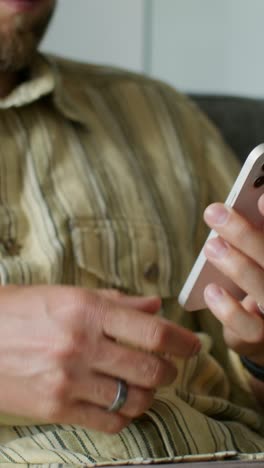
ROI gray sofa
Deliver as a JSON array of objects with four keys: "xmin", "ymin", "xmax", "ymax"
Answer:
[{"xmin": 190, "ymin": 94, "xmax": 264, "ymax": 163}]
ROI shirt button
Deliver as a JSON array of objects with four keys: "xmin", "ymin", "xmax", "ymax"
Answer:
[
  {"xmin": 144, "ymin": 262, "xmax": 160, "ymax": 282},
  {"xmin": 1, "ymin": 239, "xmax": 21, "ymax": 256}
]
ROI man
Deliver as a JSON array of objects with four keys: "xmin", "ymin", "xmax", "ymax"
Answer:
[{"xmin": 0, "ymin": 0, "xmax": 264, "ymax": 465}]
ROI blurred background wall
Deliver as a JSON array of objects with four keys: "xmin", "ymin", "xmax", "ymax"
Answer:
[
  {"xmin": 41, "ymin": 0, "xmax": 145, "ymax": 72},
  {"xmin": 41, "ymin": 0, "xmax": 264, "ymax": 98}
]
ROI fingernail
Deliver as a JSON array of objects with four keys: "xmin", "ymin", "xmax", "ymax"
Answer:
[
  {"xmin": 204, "ymin": 204, "xmax": 229, "ymax": 225},
  {"xmin": 204, "ymin": 284, "xmax": 223, "ymax": 303},
  {"xmin": 205, "ymin": 237, "xmax": 229, "ymax": 258}
]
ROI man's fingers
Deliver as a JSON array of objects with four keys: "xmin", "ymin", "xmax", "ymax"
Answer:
[
  {"xmin": 91, "ymin": 337, "xmax": 178, "ymax": 389},
  {"xmin": 204, "ymin": 203, "xmax": 264, "ymax": 270},
  {"xmin": 72, "ymin": 372, "xmax": 154, "ymax": 418},
  {"xmin": 204, "ymin": 284, "xmax": 264, "ymax": 344},
  {"xmin": 223, "ymin": 326, "xmax": 260, "ymax": 359},
  {"xmin": 96, "ymin": 289, "xmax": 161, "ymax": 314},
  {"xmin": 102, "ymin": 306, "xmax": 201, "ymax": 358},
  {"xmin": 110, "ymin": 293, "xmax": 161, "ymax": 314},
  {"xmin": 204, "ymin": 237, "xmax": 264, "ymax": 309}
]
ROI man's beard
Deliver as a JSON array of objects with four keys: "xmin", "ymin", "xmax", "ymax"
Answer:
[{"xmin": 0, "ymin": 6, "xmax": 55, "ymax": 71}]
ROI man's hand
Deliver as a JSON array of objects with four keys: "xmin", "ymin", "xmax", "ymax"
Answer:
[
  {"xmin": 0, "ymin": 285, "xmax": 200, "ymax": 433},
  {"xmin": 203, "ymin": 196, "xmax": 264, "ymax": 404}
]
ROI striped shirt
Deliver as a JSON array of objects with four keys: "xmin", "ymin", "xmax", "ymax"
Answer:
[{"xmin": 0, "ymin": 53, "xmax": 263, "ymax": 466}]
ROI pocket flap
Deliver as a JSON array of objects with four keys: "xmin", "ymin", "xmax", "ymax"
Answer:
[{"xmin": 70, "ymin": 217, "xmax": 179, "ymax": 297}]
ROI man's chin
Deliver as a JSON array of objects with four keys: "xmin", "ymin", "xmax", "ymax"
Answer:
[
  {"xmin": 0, "ymin": 30, "xmax": 38, "ymax": 71},
  {"xmin": 0, "ymin": 0, "xmax": 55, "ymax": 71}
]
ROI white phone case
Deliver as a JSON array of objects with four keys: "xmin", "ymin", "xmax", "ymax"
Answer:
[{"xmin": 178, "ymin": 143, "xmax": 264, "ymax": 311}]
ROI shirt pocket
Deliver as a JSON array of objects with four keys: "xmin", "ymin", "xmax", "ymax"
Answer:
[{"xmin": 69, "ymin": 217, "xmax": 180, "ymax": 297}]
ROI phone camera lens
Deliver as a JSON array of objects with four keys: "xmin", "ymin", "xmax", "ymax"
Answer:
[
  {"xmin": 262, "ymin": 164, "xmax": 264, "ymax": 171},
  {"xmin": 254, "ymin": 176, "xmax": 264, "ymax": 188}
]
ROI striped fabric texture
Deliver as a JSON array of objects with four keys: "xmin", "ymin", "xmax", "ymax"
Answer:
[{"xmin": 0, "ymin": 54, "xmax": 263, "ymax": 466}]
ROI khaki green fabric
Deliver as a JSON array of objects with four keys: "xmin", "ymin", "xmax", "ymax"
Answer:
[{"xmin": 0, "ymin": 53, "xmax": 263, "ymax": 466}]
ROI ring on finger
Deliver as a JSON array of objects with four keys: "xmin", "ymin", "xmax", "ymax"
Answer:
[{"xmin": 107, "ymin": 379, "xmax": 128, "ymax": 413}]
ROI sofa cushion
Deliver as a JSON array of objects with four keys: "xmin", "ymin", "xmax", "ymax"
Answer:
[{"xmin": 190, "ymin": 94, "xmax": 264, "ymax": 164}]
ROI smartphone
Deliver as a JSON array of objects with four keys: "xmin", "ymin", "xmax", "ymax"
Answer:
[{"xmin": 178, "ymin": 143, "xmax": 264, "ymax": 311}]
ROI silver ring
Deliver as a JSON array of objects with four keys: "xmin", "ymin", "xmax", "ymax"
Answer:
[
  {"xmin": 107, "ymin": 379, "xmax": 128, "ymax": 413},
  {"xmin": 257, "ymin": 303, "xmax": 264, "ymax": 315}
]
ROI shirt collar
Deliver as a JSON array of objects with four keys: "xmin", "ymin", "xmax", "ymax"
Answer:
[
  {"xmin": 0, "ymin": 54, "xmax": 55, "ymax": 109},
  {"xmin": 0, "ymin": 52, "xmax": 88, "ymax": 127},
  {"xmin": 46, "ymin": 53, "xmax": 91, "ymax": 126}
]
